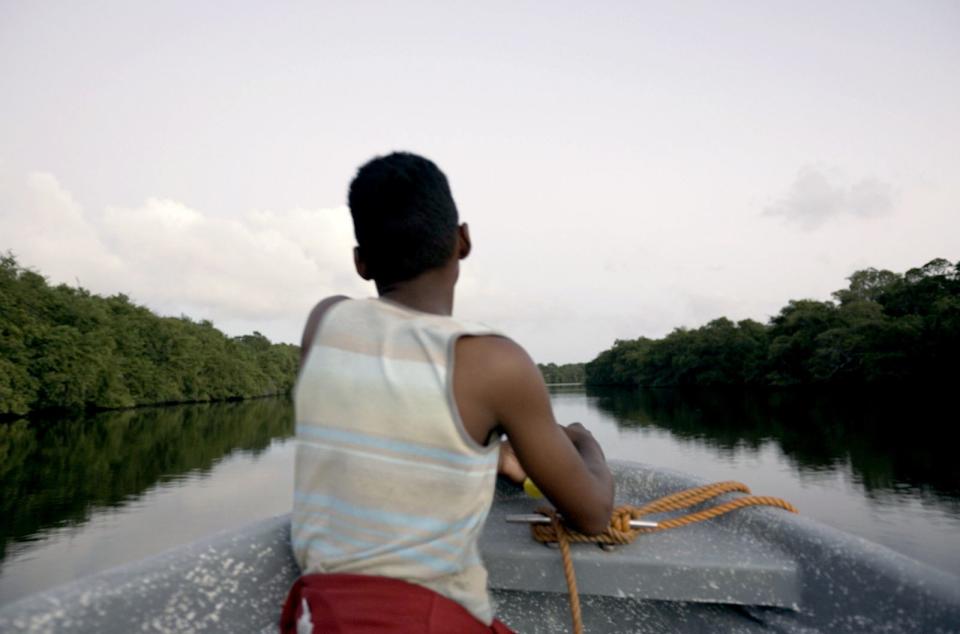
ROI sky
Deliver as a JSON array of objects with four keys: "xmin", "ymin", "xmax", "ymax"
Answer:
[{"xmin": 1, "ymin": 1, "xmax": 958, "ymax": 363}]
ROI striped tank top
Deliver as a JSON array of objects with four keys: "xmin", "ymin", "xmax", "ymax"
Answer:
[{"xmin": 292, "ymin": 297, "xmax": 501, "ymax": 624}]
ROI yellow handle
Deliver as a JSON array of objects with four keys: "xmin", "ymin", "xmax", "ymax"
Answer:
[{"xmin": 523, "ymin": 477, "xmax": 544, "ymax": 499}]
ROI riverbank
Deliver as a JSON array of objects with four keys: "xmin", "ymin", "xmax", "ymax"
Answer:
[{"xmin": 1, "ymin": 255, "xmax": 299, "ymax": 417}]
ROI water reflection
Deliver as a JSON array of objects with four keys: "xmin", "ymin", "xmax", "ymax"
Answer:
[
  {"xmin": 0, "ymin": 398, "xmax": 293, "ymax": 562},
  {"xmin": 587, "ymin": 387, "xmax": 960, "ymax": 508},
  {"xmin": 3, "ymin": 389, "xmax": 959, "ymax": 600}
]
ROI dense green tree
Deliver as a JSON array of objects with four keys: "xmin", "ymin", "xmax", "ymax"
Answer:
[
  {"xmin": 832, "ymin": 267, "xmax": 902, "ymax": 305},
  {"xmin": 586, "ymin": 257, "xmax": 959, "ymax": 386},
  {"xmin": 0, "ymin": 255, "xmax": 300, "ymax": 415},
  {"xmin": 585, "ymin": 338, "xmax": 653, "ymax": 386},
  {"xmin": 537, "ymin": 362, "xmax": 586, "ymax": 384},
  {"xmin": 641, "ymin": 318, "xmax": 769, "ymax": 386},
  {"xmin": 766, "ymin": 300, "xmax": 842, "ymax": 384}
]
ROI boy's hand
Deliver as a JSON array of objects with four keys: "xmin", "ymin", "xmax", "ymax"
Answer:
[
  {"xmin": 497, "ymin": 440, "xmax": 527, "ymax": 484},
  {"xmin": 563, "ymin": 422, "xmax": 594, "ymax": 446}
]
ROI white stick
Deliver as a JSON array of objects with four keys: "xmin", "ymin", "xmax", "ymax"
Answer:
[{"xmin": 506, "ymin": 514, "xmax": 658, "ymax": 528}]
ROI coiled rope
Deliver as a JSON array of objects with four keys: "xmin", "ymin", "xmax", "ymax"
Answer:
[{"xmin": 530, "ymin": 481, "xmax": 799, "ymax": 634}]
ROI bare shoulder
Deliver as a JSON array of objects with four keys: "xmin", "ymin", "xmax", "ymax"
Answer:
[
  {"xmin": 455, "ymin": 335, "xmax": 538, "ymax": 380},
  {"xmin": 455, "ymin": 334, "xmax": 547, "ymax": 407},
  {"xmin": 454, "ymin": 334, "xmax": 548, "ymax": 443},
  {"xmin": 299, "ymin": 295, "xmax": 349, "ymax": 366}
]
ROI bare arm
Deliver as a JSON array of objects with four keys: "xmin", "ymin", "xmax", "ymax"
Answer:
[
  {"xmin": 455, "ymin": 336, "xmax": 614, "ymax": 534},
  {"xmin": 561, "ymin": 423, "xmax": 611, "ymax": 499}
]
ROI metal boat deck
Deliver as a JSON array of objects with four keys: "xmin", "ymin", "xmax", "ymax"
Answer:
[{"xmin": 1, "ymin": 461, "xmax": 958, "ymax": 633}]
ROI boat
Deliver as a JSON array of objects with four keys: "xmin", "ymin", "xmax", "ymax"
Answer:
[{"xmin": 1, "ymin": 460, "xmax": 958, "ymax": 633}]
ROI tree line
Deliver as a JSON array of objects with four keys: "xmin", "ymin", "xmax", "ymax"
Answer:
[
  {"xmin": 537, "ymin": 362, "xmax": 586, "ymax": 384},
  {"xmin": 0, "ymin": 254, "xmax": 299, "ymax": 416},
  {"xmin": 585, "ymin": 258, "xmax": 960, "ymax": 386}
]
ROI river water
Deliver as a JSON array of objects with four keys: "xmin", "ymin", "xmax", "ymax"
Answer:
[{"xmin": 1, "ymin": 387, "xmax": 958, "ymax": 604}]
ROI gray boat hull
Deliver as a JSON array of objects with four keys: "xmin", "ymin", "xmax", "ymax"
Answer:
[{"xmin": 1, "ymin": 461, "xmax": 958, "ymax": 633}]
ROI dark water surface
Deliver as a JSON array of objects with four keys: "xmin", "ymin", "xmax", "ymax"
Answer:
[{"xmin": 1, "ymin": 388, "xmax": 958, "ymax": 604}]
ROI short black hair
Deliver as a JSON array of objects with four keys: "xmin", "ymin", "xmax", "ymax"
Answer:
[{"xmin": 348, "ymin": 152, "xmax": 459, "ymax": 285}]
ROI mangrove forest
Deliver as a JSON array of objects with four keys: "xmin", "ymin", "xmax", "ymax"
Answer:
[
  {"xmin": 585, "ymin": 258, "xmax": 960, "ymax": 386},
  {"xmin": 1, "ymin": 254, "xmax": 299, "ymax": 416}
]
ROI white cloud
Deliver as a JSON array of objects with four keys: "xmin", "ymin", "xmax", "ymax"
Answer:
[
  {"xmin": 0, "ymin": 171, "xmax": 368, "ymax": 343},
  {"xmin": 1, "ymin": 167, "xmax": 954, "ymax": 363},
  {"xmin": 764, "ymin": 166, "xmax": 895, "ymax": 229},
  {"xmin": 0, "ymin": 172, "xmax": 125, "ymax": 287}
]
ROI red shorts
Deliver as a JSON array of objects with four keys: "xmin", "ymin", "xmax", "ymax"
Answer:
[{"xmin": 280, "ymin": 573, "xmax": 515, "ymax": 633}]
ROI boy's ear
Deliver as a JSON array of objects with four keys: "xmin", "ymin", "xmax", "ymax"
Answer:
[
  {"xmin": 354, "ymin": 247, "xmax": 373, "ymax": 280},
  {"xmin": 458, "ymin": 223, "xmax": 471, "ymax": 260}
]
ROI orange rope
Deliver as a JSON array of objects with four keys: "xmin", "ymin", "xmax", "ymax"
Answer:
[
  {"xmin": 548, "ymin": 509, "xmax": 583, "ymax": 634},
  {"xmin": 530, "ymin": 481, "xmax": 798, "ymax": 633}
]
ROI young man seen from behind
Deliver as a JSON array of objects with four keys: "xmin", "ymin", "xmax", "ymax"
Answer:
[{"xmin": 281, "ymin": 152, "xmax": 614, "ymax": 633}]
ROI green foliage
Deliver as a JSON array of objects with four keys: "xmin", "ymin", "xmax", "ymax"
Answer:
[
  {"xmin": 537, "ymin": 362, "xmax": 586, "ymax": 384},
  {"xmin": 0, "ymin": 255, "xmax": 300, "ymax": 415},
  {"xmin": 586, "ymin": 258, "xmax": 960, "ymax": 386},
  {"xmin": 583, "ymin": 338, "xmax": 653, "ymax": 386}
]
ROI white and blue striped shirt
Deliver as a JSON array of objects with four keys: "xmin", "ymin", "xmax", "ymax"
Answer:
[{"xmin": 292, "ymin": 298, "xmax": 500, "ymax": 624}]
